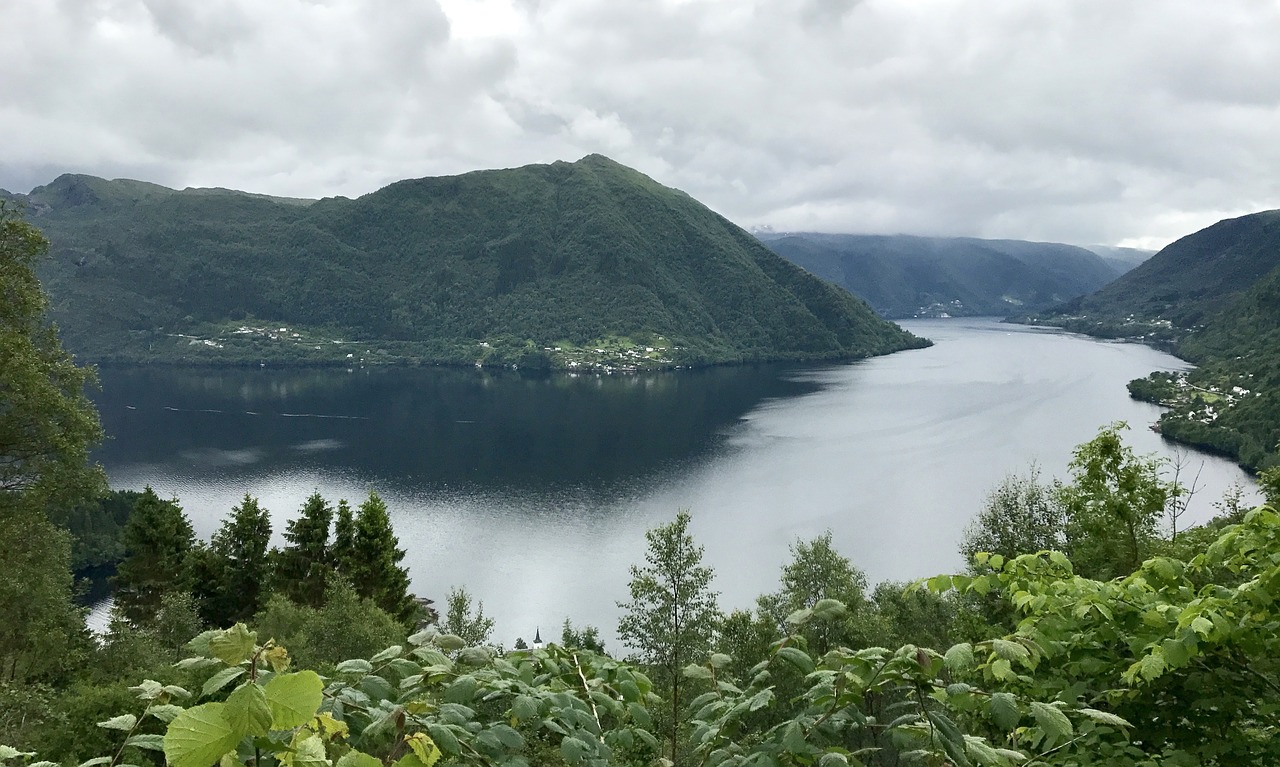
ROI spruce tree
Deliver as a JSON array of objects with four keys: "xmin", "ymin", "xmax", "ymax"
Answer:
[
  {"xmin": 197, "ymin": 494, "xmax": 273, "ymax": 626},
  {"xmin": 348, "ymin": 491, "xmax": 415, "ymax": 624},
  {"xmin": 114, "ymin": 487, "xmax": 195, "ymax": 624},
  {"xmin": 331, "ymin": 498, "xmax": 358, "ymax": 579},
  {"xmin": 273, "ymin": 492, "xmax": 333, "ymax": 607}
]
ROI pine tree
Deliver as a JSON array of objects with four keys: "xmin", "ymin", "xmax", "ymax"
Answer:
[
  {"xmin": 274, "ymin": 492, "xmax": 333, "ymax": 607},
  {"xmin": 348, "ymin": 491, "xmax": 415, "ymax": 624},
  {"xmin": 197, "ymin": 494, "xmax": 273, "ymax": 626},
  {"xmin": 114, "ymin": 487, "xmax": 195, "ymax": 624}
]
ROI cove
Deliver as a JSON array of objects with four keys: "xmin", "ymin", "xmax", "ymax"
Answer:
[{"xmin": 91, "ymin": 318, "xmax": 1260, "ymax": 646}]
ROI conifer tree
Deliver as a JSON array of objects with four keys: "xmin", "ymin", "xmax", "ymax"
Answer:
[
  {"xmin": 114, "ymin": 487, "xmax": 195, "ymax": 624},
  {"xmin": 274, "ymin": 492, "xmax": 333, "ymax": 607},
  {"xmin": 331, "ymin": 498, "xmax": 358, "ymax": 579},
  {"xmin": 196, "ymin": 494, "xmax": 273, "ymax": 626},
  {"xmin": 348, "ymin": 491, "xmax": 415, "ymax": 624}
]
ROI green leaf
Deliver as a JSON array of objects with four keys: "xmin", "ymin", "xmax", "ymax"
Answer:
[
  {"xmin": 991, "ymin": 639, "xmax": 1029, "ymax": 663},
  {"xmin": 404, "ymin": 733, "xmax": 441, "ymax": 767},
  {"xmin": 0, "ymin": 747, "xmax": 35, "ymax": 760},
  {"xmin": 424, "ymin": 724, "xmax": 460, "ymax": 756},
  {"xmin": 775, "ymin": 646, "xmax": 815, "ymax": 674},
  {"xmin": 164, "ymin": 703, "xmax": 240, "ymax": 767},
  {"xmin": 287, "ymin": 732, "xmax": 326, "ymax": 767},
  {"xmin": 125, "ymin": 735, "xmax": 166, "ymax": 752},
  {"xmin": 784, "ymin": 608, "xmax": 813, "ymax": 627},
  {"xmin": 812, "ymin": 598, "xmax": 848, "ymax": 620},
  {"xmin": 225, "ymin": 683, "xmax": 273, "ymax": 739},
  {"xmin": 148, "ymin": 705, "xmax": 186, "ymax": 724},
  {"xmin": 1029, "ymin": 701, "xmax": 1073, "ymax": 744},
  {"xmin": 779, "ymin": 721, "xmax": 808, "ymax": 753},
  {"xmin": 209, "ymin": 624, "xmax": 257, "ymax": 667},
  {"xmin": 77, "ymin": 759, "xmax": 112, "ymax": 767},
  {"xmin": 708, "ymin": 653, "xmax": 732, "ymax": 669},
  {"xmin": 988, "ymin": 692, "xmax": 1020, "ymax": 730},
  {"xmin": 944, "ymin": 642, "xmax": 974, "ymax": 672},
  {"xmin": 434, "ymin": 634, "xmax": 466, "ymax": 651},
  {"xmin": 511, "ymin": 695, "xmax": 539, "ymax": 722},
  {"xmin": 97, "ymin": 714, "xmax": 138, "ymax": 731},
  {"xmin": 683, "ymin": 664, "xmax": 713, "ymax": 680},
  {"xmin": 202, "ymin": 667, "xmax": 246, "ymax": 699},
  {"xmin": 370, "ymin": 646, "xmax": 403, "ymax": 664},
  {"xmin": 264, "ymin": 671, "xmax": 324, "ymax": 730},
  {"xmin": 336, "ymin": 751, "xmax": 383, "ymax": 767},
  {"xmin": 445, "ymin": 675, "xmax": 478, "ymax": 704},
  {"xmin": 489, "ymin": 724, "xmax": 524, "ymax": 750},
  {"xmin": 559, "ymin": 736, "xmax": 590, "ymax": 765},
  {"xmin": 335, "ymin": 659, "xmax": 373, "ymax": 675},
  {"xmin": 1077, "ymin": 708, "xmax": 1131, "ymax": 728}
]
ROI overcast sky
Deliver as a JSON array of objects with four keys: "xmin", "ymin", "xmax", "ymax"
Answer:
[{"xmin": 5, "ymin": 0, "xmax": 1280, "ymax": 248}]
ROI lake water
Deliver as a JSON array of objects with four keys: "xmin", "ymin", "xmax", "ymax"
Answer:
[{"xmin": 91, "ymin": 319, "xmax": 1260, "ymax": 647}]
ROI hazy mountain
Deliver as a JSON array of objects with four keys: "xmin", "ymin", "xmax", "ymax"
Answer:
[
  {"xmin": 4, "ymin": 155, "xmax": 927, "ymax": 368},
  {"xmin": 756, "ymin": 232, "xmax": 1124, "ymax": 318}
]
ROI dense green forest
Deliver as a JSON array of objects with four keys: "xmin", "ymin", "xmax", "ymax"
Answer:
[
  {"xmin": 1035, "ymin": 209, "xmax": 1280, "ymax": 471},
  {"xmin": 8, "ymin": 200, "xmax": 1280, "ymax": 765},
  {"xmin": 758, "ymin": 233, "xmax": 1135, "ymax": 319},
  {"xmin": 0, "ymin": 156, "xmax": 925, "ymax": 369}
]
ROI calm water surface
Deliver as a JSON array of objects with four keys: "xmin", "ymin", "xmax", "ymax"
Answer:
[{"xmin": 92, "ymin": 319, "xmax": 1260, "ymax": 645}]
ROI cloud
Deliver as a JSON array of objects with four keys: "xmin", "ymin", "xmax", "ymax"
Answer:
[{"xmin": 3, "ymin": 0, "xmax": 1280, "ymax": 247}]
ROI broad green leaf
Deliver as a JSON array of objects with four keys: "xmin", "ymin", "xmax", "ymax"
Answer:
[
  {"xmin": 775, "ymin": 646, "xmax": 815, "ymax": 674},
  {"xmin": 784, "ymin": 608, "xmax": 813, "ymax": 627},
  {"xmin": 77, "ymin": 759, "xmax": 112, "ymax": 767},
  {"xmin": 336, "ymin": 751, "xmax": 382, "ymax": 767},
  {"xmin": 148, "ymin": 705, "xmax": 186, "ymax": 723},
  {"xmin": 209, "ymin": 624, "xmax": 257, "ymax": 667},
  {"xmin": 202, "ymin": 667, "xmax": 246, "ymax": 699},
  {"xmin": 944, "ymin": 642, "xmax": 974, "ymax": 672},
  {"xmin": 264, "ymin": 671, "xmax": 324, "ymax": 730},
  {"xmin": 404, "ymin": 733, "xmax": 441, "ymax": 767},
  {"xmin": 779, "ymin": 721, "xmax": 807, "ymax": 753},
  {"xmin": 370, "ymin": 645, "xmax": 404, "ymax": 664},
  {"xmin": 98, "ymin": 714, "xmax": 138, "ymax": 731},
  {"xmin": 991, "ymin": 639, "xmax": 1029, "ymax": 663},
  {"xmin": 434, "ymin": 634, "xmax": 466, "ymax": 651},
  {"xmin": 425, "ymin": 724, "xmax": 460, "ymax": 756},
  {"xmin": 285, "ymin": 732, "xmax": 326, "ymax": 767},
  {"xmin": 818, "ymin": 754, "xmax": 849, "ymax": 767},
  {"xmin": 812, "ymin": 598, "xmax": 847, "ymax": 620},
  {"xmin": 0, "ymin": 747, "xmax": 35, "ymax": 760},
  {"xmin": 708, "ymin": 653, "xmax": 732, "ymax": 669},
  {"xmin": 445, "ymin": 675, "xmax": 478, "ymax": 704},
  {"xmin": 1029, "ymin": 702, "xmax": 1073, "ymax": 744},
  {"xmin": 125, "ymin": 735, "xmax": 165, "ymax": 752},
  {"xmin": 335, "ymin": 659, "xmax": 373, "ymax": 675},
  {"xmin": 988, "ymin": 692, "xmax": 1020, "ymax": 730},
  {"xmin": 511, "ymin": 695, "xmax": 539, "ymax": 722},
  {"xmin": 559, "ymin": 737, "xmax": 590, "ymax": 765},
  {"xmin": 164, "ymin": 703, "xmax": 240, "ymax": 767},
  {"xmin": 990, "ymin": 658, "xmax": 1015, "ymax": 682},
  {"xmin": 225, "ymin": 682, "xmax": 272, "ymax": 739},
  {"xmin": 489, "ymin": 724, "xmax": 524, "ymax": 750},
  {"xmin": 1077, "ymin": 708, "xmax": 1131, "ymax": 728},
  {"xmin": 683, "ymin": 664, "xmax": 713, "ymax": 680}
]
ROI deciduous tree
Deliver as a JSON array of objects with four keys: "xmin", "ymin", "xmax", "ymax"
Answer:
[{"xmin": 617, "ymin": 510, "xmax": 720, "ymax": 765}]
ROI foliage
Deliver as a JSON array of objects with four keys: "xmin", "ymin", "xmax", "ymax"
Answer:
[
  {"xmin": 331, "ymin": 499, "xmax": 358, "ymax": 578},
  {"xmin": 559, "ymin": 620, "xmax": 606, "ymax": 654},
  {"xmin": 959, "ymin": 465, "xmax": 1066, "ymax": 568},
  {"xmin": 757, "ymin": 531, "xmax": 877, "ymax": 655},
  {"xmin": 928, "ymin": 503, "xmax": 1280, "ymax": 765},
  {"xmin": 194, "ymin": 494, "xmax": 274, "ymax": 626},
  {"xmin": 16, "ymin": 158, "xmax": 928, "ymax": 369},
  {"xmin": 346, "ymin": 492, "xmax": 416, "ymax": 625},
  {"xmin": 442, "ymin": 588, "xmax": 496, "ymax": 649},
  {"xmin": 0, "ymin": 206, "xmax": 104, "ymax": 684},
  {"xmin": 275, "ymin": 492, "xmax": 334, "ymax": 608},
  {"xmin": 113, "ymin": 487, "xmax": 196, "ymax": 624},
  {"xmin": 59, "ymin": 489, "xmax": 141, "ymax": 572},
  {"xmin": 1060, "ymin": 422, "xmax": 1174, "ymax": 579},
  {"xmin": 253, "ymin": 578, "xmax": 408, "ymax": 670},
  {"xmin": 617, "ymin": 510, "xmax": 720, "ymax": 764}
]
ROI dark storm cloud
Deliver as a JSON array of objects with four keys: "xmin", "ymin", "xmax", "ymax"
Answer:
[{"xmin": 4, "ymin": 0, "xmax": 1280, "ymax": 247}]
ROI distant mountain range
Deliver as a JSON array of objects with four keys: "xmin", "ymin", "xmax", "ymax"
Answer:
[
  {"xmin": 1, "ymin": 156, "xmax": 927, "ymax": 369},
  {"xmin": 757, "ymin": 232, "xmax": 1147, "ymax": 318},
  {"xmin": 1039, "ymin": 209, "xmax": 1280, "ymax": 471}
]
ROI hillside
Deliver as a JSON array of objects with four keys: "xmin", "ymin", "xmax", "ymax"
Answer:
[
  {"xmin": 757, "ymin": 232, "xmax": 1124, "ymax": 318},
  {"xmin": 2, "ymin": 156, "xmax": 927, "ymax": 369},
  {"xmin": 1038, "ymin": 209, "xmax": 1280, "ymax": 470}
]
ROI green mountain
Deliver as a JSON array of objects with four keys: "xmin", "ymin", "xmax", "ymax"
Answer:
[
  {"xmin": 758, "ymin": 232, "xmax": 1125, "ymax": 318},
  {"xmin": 1038, "ymin": 209, "xmax": 1280, "ymax": 470},
  {"xmin": 3, "ymin": 156, "xmax": 927, "ymax": 369}
]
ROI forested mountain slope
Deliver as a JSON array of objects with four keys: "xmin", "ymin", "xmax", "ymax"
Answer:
[
  {"xmin": 1039, "ymin": 209, "xmax": 1280, "ymax": 470},
  {"xmin": 1, "ymin": 156, "xmax": 926, "ymax": 368},
  {"xmin": 757, "ymin": 232, "xmax": 1124, "ymax": 318}
]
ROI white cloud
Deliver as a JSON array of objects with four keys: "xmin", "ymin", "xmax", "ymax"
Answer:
[{"xmin": 3, "ymin": 0, "xmax": 1280, "ymax": 247}]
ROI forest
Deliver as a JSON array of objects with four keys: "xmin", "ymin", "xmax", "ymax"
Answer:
[{"xmin": 6, "ymin": 202, "xmax": 1280, "ymax": 767}]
